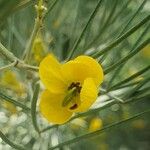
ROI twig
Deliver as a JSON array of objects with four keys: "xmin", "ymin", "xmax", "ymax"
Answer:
[
  {"xmin": 23, "ymin": 0, "xmax": 47, "ymax": 62},
  {"xmin": 0, "ymin": 41, "xmax": 39, "ymax": 71},
  {"xmin": 0, "ymin": 61, "xmax": 18, "ymax": 71}
]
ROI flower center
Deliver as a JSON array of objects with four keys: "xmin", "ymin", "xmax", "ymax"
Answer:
[
  {"xmin": 68, "ymin": 82, "xmax": 82, "ymax": 93},
  {"xmin": 62, "ymin": 82, "xmax": 82, "ymax": 110}
]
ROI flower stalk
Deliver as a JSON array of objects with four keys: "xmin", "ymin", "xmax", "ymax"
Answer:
[
  {"xmin": 23, "ymin": 0, "xmax": 47, "ymax": 62},
  {"xmin": 0, "ymin": 41, "xmax": 38, "ymax": 71}
]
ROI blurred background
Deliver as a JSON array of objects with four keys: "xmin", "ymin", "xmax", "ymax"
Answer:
[{"xmin": 0, "ymin": 0, "xmax": 150, "ymax": 150}]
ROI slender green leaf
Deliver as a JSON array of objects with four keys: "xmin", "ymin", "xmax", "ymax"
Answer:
[
  {"xmin": 118, "ymin": 0, "xmax": 147, "ymax": 37},
  {"xmin": 48, "ymin": 109, "xmax": 150, "ymax": 150},
  {"xmin": 0, "ymin": 41, "xmax": 19, "ymax": 62},
  {"xmin": 0, "ymin": 131, "xmax": 26, "ymax": 150},
  {"xmin": 92, "ymin": 14, "xmax": 150, "ymax": 58},
  {"xmin": 104, "ymin": 38, "xmax": 150, "ymax": 74},
  {"xmin": 67, "ymin": 0, "xmax": 103, "ymax": 60},
  {"xmin": 107, "ymin": 23, "xmax": 150, "ymax": 88},
  {"xmin": 0, "ymin": 92, "xmax": 30, "ymax": 112},
  {"xmin": 108, "ymin": 65, "xmax": 150, "ymax": 91},
  {"xmin": 113, "ymin": 80, "xmax": 141, "ymax": 90},
  {"xmin": 109, "ymin": 0, "xmax": 131, "ymax": 25},
  {"xmin": 12, "ymin": 0, "xmax": 34, "ymax": 12},
  {"xmin": 44, "ymin": 0, "xmax": 59, "ymax": 19},
  {"xmin": 126, "ymin": 77, "xmax": 150, "ymax": 97},
  {"xmin": 87, "ymin": 0, "xmax": 118, "ymax": 47},
  {"xmin": 0, "ymin": 61, "xmax": 17, "ymax": 71},
  {"xmin": 31, "ymin": 83, "xmax": 40, "ymax": 133}
]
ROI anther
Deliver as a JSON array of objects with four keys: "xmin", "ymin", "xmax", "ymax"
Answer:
[{"xmin": 69, "ymin": 104, "xmax": 78, "ymax": 110}]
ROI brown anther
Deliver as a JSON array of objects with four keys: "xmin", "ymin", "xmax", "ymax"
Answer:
[
  {"xmin": 69, "ymin": 104, "xmax": 78, "ymax": 110},
  {"xmin": 68, "ymin": 82, "xmax": 82, "ymax": 93}
]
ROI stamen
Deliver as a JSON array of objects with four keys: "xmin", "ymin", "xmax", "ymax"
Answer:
[
  {"xmin": 62, "ymin": 82, "xmax": 82, "ymax": 108},
  {"xmin": 68, "ymin": 82, "xmax": 82, "ymax": 93},
  {"xmin": 62, "ymin": 87, "xmax": 77, "ymax": 107},
  {"xmin": 69, "ymin": 104, "xmax": 78, "ymax": 110}
]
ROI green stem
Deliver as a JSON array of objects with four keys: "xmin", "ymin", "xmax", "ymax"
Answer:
[
  {"xmin": 123, "ymin": 92, "xmax": 150, "ymax": 104},
  {"xmin": 12, "ymin": 25, "xmax": 25, "ymax": 48},
  {"xmin": 48, "ymin": 109, "xmax": 150, "ymax": 150},
  {"xmin": 0, "ymin": 61, "xmax": 17, "ymax": 71},
  {"xmin": 126, "ymin": 77, "xmax": 150, "ymax": 98},
  {"xmin": 20, "ymin": 63, "xmax": 39, "ymax": 71},
  {"xmin": 0, "ymin": 42, "xmax": 19, "ymax": 62},
  {"xmin": 0, "ymin": 41, "xmax": 39, "ymax": 71},
  {"xmin": 0, "ymin": 92, "xmax": 30, "ymax": 112},
  {"xmin": 0, "ymin": 131, "xmax": 26, "ymax": 150},
  {"xmin": 107, "ymin": 23, "xmax": 150, "ymax": 88},
  {"xmin": 31, "ymin": 83, "xmax": 40, "ymax": 133},
  {"xmin": 40, "ymin": 124, "xmax": 58, "ymax": 133},
  {"xmin": 113, "ymin": 80, "xmax": 141, "ymax": 90},
  {"xmin": 109, "ymin": 0, "xmax": 131, "ymax": 25},
  {"xmin": 12, "ymin": 0, "xmax": 35, "ymax": 13},
  {"xmin": 92, "ymin": 14, "xmax": 150, "ymax": 58},
  {"xmin": 108, "ymin": 65, "xmax": 150, "ymax": 91},
  {"xmin": 104, "ymin": 38, "xmax": 150, "ymax": 74},
  {"xmin": 135, "ymin": 87, "xmax": 150, "ymax": 96},
  {"xmin": 118, "ymin": 0, "xmax": 147, "ymax": 37},
  {"xmin": 23, "ymin": 19, "xmax": 41, "ymax": 62},
  {"xmin": 67, "ymin": 0, "xmax": 103, "ymax": 60},
  {"xmin": 23, "ymin": 0, "xmax": 46, "ymax": 62},
  {"xmin": 84, "ymin": 0, "xmax": 131, "ymax": 51},
  {"xmin": 87, "ymin": 0, "xmax": 118, "ymax": 48},
  {"xmin": 131, "ymin": 23, "xmax": 150, "ymax": 50},
  {"xmin": 43, "ymin": 0, "xmax": 59, "ymax": 19}
]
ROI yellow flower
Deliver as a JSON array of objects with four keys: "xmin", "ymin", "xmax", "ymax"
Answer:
[
  {"xmin": 0, "ymin": 70, "xmax": 25, "ymax": 96},
  {"xmin": 0, "ymin": 70, "xmax": 26, "ymax": 114},
  {"xmin": 31, "ymin": 35, "xmax": 47, "ymax": 64},
  {"xmin": 88, "ymin": 117, "xmax": 103, "ymax": 132},
  {"xmin": 39, "ymin": 54, "xmax": 104, "ymax": 124}
]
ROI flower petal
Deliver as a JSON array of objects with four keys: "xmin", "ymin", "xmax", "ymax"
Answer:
[
  {"xmin": 74, "ymin": 55, "xmax": 104, "ymax": 86},
  {"xmin": 39, "ymin": 90, "xmax": 73, "ymax": 124},
  {"xmin": 61, "ymin": 61, "xmax": 99, "ymax": 85},
  {"xmin": 74, "ymin": 78, "xmax": 98, "ymax": 112},
  {"xmin": 39, "ymin": 54, "xmax": 66, "ymax": 93}
]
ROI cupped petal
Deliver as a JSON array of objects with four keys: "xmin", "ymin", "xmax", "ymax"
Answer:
[
  {"xmin": 39, "ymin": 54, "xmax": 67, "ymax": 93},
  {"xmin": 74, "ymin": 55, "xmax": 104, "ymax": 86},
  {"xmin": 39, "ymin": 90, "xmax": 73, "ymax": 124},
  {"xmin": 73, "ymin": 78, "xmax": 98, "ymax": 112},
  {"xmin": 61, "ymin": 61, "xmax": 99, "ymax": 85}
]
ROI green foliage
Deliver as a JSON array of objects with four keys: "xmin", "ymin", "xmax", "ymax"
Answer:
[{"xmin": 0, "ymin": 0, "xmax": 150, "ymax": 150}]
